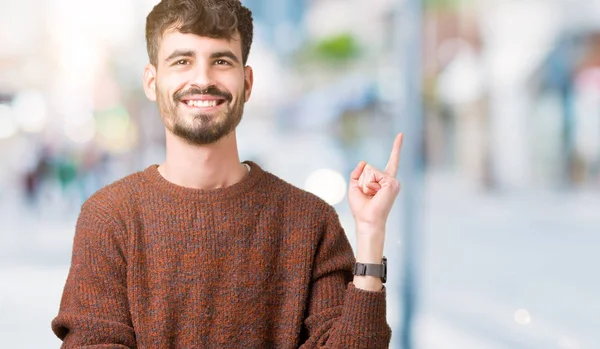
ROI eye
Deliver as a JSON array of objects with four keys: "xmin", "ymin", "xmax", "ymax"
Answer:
[
  {"xmin": 215, "ymin": 59, "xmax": 231, "ymax": 66},
  {"xmin": 174, "ymin": 59, "xmax": 189, "ymax": 66}
]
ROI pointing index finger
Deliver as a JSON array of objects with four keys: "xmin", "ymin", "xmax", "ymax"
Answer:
[{"xmin": 384, "ymin": 133, "xmax": 403, "ymax": 177}]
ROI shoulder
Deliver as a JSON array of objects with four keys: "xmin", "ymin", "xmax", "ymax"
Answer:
[
  {"xmin": 260, "ymin": 169, "xmax": 339, "ymax": 220},
  {"xmin": 80, "ymin": 168, "xmax": 148, "ymax": 224}
]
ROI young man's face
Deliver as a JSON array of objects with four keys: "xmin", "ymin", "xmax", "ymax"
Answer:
[{"xmin": 143, "ymin": 29, "xmax": 253, "ymax": 145}]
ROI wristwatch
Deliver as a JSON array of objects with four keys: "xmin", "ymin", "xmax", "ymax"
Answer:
[{"xmin": 353, "ymin": 256, "xmax": 387, "ymax": 283}]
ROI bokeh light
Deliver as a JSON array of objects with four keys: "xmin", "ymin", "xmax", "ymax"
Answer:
[
  {"xmin": 514, "ymin": 309, "xmax": 532, "ymax": 325},
  {"xmin": 304, "ymin": 168, "xmax": 347, "ymax": 206},
  {"xmin": 12, "ymin": 90, "xmax": 48, "ymax": 133},
  {"xmin": 0, "ymin": 104, "xmax": 18, "ymax": 140},
  {"xmin": 64, "ymin": 113, "xmax": 96, "ymax": 144}
]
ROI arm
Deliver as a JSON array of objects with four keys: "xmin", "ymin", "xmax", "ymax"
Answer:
[
  {"xmin": 300, "ymin": 133, "xmax": 404, "ymax": 348},
  {"xmin": 51, "ymin": 201, "xmax": 135, "ymax": 348},
  {"xmin": 299, "ymin": 207, "xmax": 391, "ymax": 349},
  {"xmin": 353, "ymin": 222, "xmax": 385, "ymax": 292}
]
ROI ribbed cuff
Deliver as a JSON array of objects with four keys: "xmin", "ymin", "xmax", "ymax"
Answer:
[{"xmin": 340, "ymin": 282, "xmax": 389, "ymax": 338}]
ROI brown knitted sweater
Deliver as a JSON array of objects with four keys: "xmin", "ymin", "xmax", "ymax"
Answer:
[{"xmin": 52, "ymin": 161, "xmax": 391, "ymax": 348}]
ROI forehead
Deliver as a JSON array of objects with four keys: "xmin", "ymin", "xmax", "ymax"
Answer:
[{"xmin": 158, "ymin": 29, "xmax": 242, "ymax": 60}]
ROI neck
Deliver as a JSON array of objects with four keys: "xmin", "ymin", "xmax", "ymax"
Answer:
[{"xmin": 158, "ymin": 129, "xmax": 247, "ymax": 190}]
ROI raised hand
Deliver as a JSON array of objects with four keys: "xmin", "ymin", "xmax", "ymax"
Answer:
[{"xmin": 348, "ymin": 133, "xmax": 403, "ymax": 230}]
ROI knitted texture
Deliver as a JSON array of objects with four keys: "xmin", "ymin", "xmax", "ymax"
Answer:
[{"xmin": 52, "ymin": 161, "xmax": 391, "ymax": 348}]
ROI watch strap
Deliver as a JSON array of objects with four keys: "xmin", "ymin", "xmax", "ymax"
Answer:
[{"xmin": 353, "ymin": 257, "xmax": 387, "ymax": 283}]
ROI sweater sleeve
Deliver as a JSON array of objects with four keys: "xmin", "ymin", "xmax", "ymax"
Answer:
[
  {"xmin": 51, "ymin": 200, "xmax": 136, "ymax": 348},
  {"xmin": 299, "ymin": 206, "xmax": 392, "ymax": 348}
]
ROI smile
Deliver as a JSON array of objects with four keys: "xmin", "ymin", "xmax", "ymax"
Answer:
[
  {"xmin": 181, "ymin": 98, "xmax": 227, "ymax": 109},
  {"xmin": 187, "ymin": 100, "xmax": 222, "ymax": 107}
]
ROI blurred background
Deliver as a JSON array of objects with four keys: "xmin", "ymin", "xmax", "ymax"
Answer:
[{"xmin": 1, "ymin": 0, "xmax": 599, "ymax": 348}]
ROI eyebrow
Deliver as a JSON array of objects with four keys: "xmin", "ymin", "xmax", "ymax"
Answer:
[
  {"xmin": 165, "ymin": 50, "xmax": 195, "ymax": 62},
  {"xmin": 164, "ymin": 50, "xmax": 241, "ymax": 65},
  {"xmin": 210, "ymin": 51, "xmax": 240, "ymax": 64}
]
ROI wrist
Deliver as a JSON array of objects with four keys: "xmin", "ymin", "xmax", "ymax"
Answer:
[
  {"xmin": 355, "ymin": 223, "xmax": 385, "ymax": 263},
  {"xmin": 355, "ymin": 243, "xmax": 384, "ymax": 264},
  {"xmin": 353, "ymin": 275, "xmax": 383, "ymax": 291},
  {"xmin": 352, "ymin": 256, "xmax": 387, "ymax": 291},
  {"xmin": 355, "ymin": 220, "xmax": 385, "ymax": 234}
]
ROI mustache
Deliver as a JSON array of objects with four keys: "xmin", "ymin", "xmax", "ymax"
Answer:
[{"xmin": 174, "ymin": 86, "xmax": 232, "ymax": 103}]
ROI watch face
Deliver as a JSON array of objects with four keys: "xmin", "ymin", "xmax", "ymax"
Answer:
[{"xmin": 382, "ymin": 256, "xmax": 387, "ymax": 283}]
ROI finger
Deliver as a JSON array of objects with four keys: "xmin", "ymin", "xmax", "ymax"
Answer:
[
  {"xmin": 384, "ymin": 133, "xmax": 404, "ymax": 177},
  {"xmin": 366, "ymin": 181, "xmax": 381, "ymax": 190},
  {"xmin": 358, "ymin": 172, "xmax": 372, "ymax": 190},
  {"xmin": 365, "ymin": 181, "xmax": 381, "ymax": 195},
  {"xmin": 362, "ymin": 181, "xmax": 378, "ymax": 196},
  {"xmin": 351, "ymin": 161, "xmax": 367, "ymax": 181},
  {"xmin": 363, "ymin": 188, "xmax": 378, "ymax": 196},
  {"xmin": 361, "ymin": 166, "xmax": 381, "ymax": 195}
]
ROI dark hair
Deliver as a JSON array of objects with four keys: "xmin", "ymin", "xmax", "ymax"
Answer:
[{"xmin": 145, "ymin": 0, "xmax": 253, "ymax": 66}]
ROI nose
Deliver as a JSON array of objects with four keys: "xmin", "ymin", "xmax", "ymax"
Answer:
[{"xmin": 189, "ymin": 62, "xmax": 214, "ymax": 89}]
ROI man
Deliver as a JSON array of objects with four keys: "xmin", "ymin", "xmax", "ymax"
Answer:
[{"xmin": 52, "ymin": 0, "xmax": 403, "ymax": 347}]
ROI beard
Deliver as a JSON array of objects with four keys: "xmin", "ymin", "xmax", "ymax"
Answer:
[{"xmin": 157, "ymin": 85, "xmax": 245, "ymax": 145}]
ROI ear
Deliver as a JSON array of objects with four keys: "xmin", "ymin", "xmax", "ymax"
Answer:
[
  {"xmin": 143, "ymin": 64, "xmax": 157, "ymax": 101},
  {"xmin": 243, "ymin": 65, "xmax": 254, "ymax": 102}
]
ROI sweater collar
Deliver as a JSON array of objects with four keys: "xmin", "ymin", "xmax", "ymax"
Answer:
[{"xmin": 143, "ymin": 161, "xmax": 265, "ymax": 201}]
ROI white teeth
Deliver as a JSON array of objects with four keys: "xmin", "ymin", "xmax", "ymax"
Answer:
[{"xmin": 187, "ymin": 100, "xmax": 218, "ymax": 107}]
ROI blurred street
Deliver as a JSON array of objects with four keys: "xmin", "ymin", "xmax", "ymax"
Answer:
[
  {"xmin": 418, "ymin": 173, "xmax": 600, "ymax": 349},
  {"xmin": 1, "ymin": 171, "xmax": 598, "ymax": 349}
]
